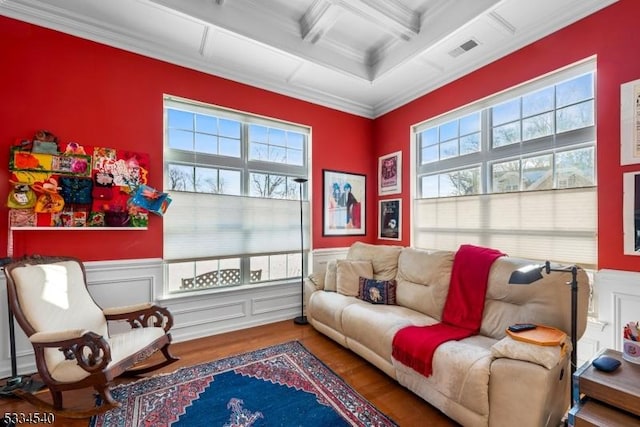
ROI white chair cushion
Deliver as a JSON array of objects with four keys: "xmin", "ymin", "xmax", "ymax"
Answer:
[{"xmin": 49, "ymin": 327, "xmax": 166, "ymax": 383}]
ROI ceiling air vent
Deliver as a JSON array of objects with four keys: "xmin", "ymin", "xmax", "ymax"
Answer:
[{"xmin": 448, "ymin": 39, "xmax": 479, "ymax": 58}]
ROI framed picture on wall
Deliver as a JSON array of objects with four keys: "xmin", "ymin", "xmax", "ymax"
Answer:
[
  {"xmin": 378, "ymin": 151, "xmax": 401, "ymax": 195},
  {"xmin": 623, "ymin": 171, "xmax": 640, "ymax": 255},
  {"xmin": 620, "ymin": 78, "xmax": 640, "ymax": 165},
  {"xmin": 322, "ymin": 169, "xmax": 366, "ymax": 236},
  {"xmin": 378, "ymin": 199, "xmax": 401, "ymax": 240}
]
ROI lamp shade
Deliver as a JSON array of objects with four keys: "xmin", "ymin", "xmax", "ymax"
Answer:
[{"xmin": 508, "ymin": 264, "xmax": 545, "ymax": 284}]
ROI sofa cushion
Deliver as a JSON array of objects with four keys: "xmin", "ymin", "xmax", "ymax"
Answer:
[
  {"xmin": 395, "ymin": 248, "xmax": 454, "ymax": 320},
  {"xmin": 307, "ymin": 291, "xmax": 363, "ymax": 334},
  {"xmin": 342, "ymin": 302, "xmax": 436, "ymax": 364},
  {"xmin": 347, "ymin": 242, "xmax": 402, "ymax": 280},
  {"xmin": 358, "ymin": 278, "xmax": 397, "ymax": 305},
  {"xmin": 336, "ymin": 260, "xmax": 373, "ymax": 296}
]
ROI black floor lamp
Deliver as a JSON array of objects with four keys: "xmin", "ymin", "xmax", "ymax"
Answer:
[
  {"xmin": 293, "ymin": 177, "xmax": 308, "ymax": 326},
  {"xmin": 509, "ymin": 261, "xmax": 579, "ymax": 407}
]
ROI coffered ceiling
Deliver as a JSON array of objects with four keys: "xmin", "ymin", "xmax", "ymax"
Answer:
[{"xmin": 1, "ymin": 0, "xmax": 617, "ymax": 117}]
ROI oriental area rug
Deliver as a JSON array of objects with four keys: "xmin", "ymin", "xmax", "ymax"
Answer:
[{"xmin": 90, "ymin": 341, "xmax": 397, "ymax": 427}]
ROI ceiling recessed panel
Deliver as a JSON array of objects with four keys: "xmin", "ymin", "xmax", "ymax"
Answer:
[
  {"xmin": 322, "ymin": 11, "xmax": 397, "ymax": 62},
  {"xmin": 206, "ymin": 30, "xmax": 303, "ymax": 81},
  {"xmin": 67, "ymin": 0, "xmax": 206, "ymax": 52}
]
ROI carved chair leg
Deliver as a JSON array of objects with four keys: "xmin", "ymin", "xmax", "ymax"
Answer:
[
  {"xmin": 161, "ymin": 344, "xmax": 180, "ymax": 364},
  {"xmin": 95, "ymin": 384, "xmax": 120, "ymax": 410},
  {"xmin": 51, "ymin": 389, "xmax": 63, "ymax": 410}
]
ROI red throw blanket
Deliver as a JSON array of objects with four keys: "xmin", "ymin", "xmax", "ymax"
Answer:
[{"xmin": 392, "ymin": 244, "xmax": 505, "ymax": 377}]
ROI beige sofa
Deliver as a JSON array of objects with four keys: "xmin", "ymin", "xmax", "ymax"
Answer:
[{"xmin": 306, "ymin": 242, "xmax": 589, "ymax": 427}]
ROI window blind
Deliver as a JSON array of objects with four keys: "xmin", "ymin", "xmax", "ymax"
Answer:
[
  {"xmin": 413, "ymin": 187, "xmax": 597, "ymax": 268},
  {"xmin": 164, "ymin": 192, "xmax": 310, "ymax": 262}
]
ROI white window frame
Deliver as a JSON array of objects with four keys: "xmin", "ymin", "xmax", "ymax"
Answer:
[
  {"xmin": 411, "ymin": 58, "xmax": 597, "ymax": 268},
  {"xmin": 162, "ymin": 95, "xmax": 311, "ymax": 296}
]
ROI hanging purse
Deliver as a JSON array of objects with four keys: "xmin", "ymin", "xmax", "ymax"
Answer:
[
  {"xmin": 59, "ymin": 176, "xmax": 93, "ymax": 205},
  {"xmin": 32, "ymin": 178, "xmax": 65, "ymax": 213},
  {"xmin": 9, "ymin": 209, "xmax": 36, "ymax": 227},
  {"xmin": 104, "ymin": 210, "xmax": 129, "ymax": 227},
  {"xmin": 92, "ymin": 172, "xmax": 114, "ymax": 201},
  {"xmin": 34, "ymin": 192, "xmax": 64, "ymax": 213},
  {"xmin": 129, "ymin": 184, "xmax": 171, "ymax": 216},
  {"xmin": 7, "ymin": 182, "xmax": 36, "ymax": 209}
]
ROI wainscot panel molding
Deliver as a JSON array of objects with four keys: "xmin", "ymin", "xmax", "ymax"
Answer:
[
  {"xmin": 577, "ymin": 317, "xmax": 608, "ymax": 367},
  {"xmin": 593, "ymin": 269, "xmax": 640, "ymax": 351},
  {"xmin": 0, "ymin": 258, "xmax": 301, "ymax": 378},
  {"xmin": 311, "ymin": 247, "xmax": 349, "ymax": 275},
  {"xmin": 161, "ymin": 281, "xmax": 301, "ymax": 343}
]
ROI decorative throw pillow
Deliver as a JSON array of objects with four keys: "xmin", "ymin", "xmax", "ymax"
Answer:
[
  {"xmin": 358, "ymin": 277, "xmax": 397, "ymax": 305},
  {"xmin": 324, "ymin": 259, "xmax": 338, "ymax": 292},
  {"xmin": 336, "ymin": 260, "xmax": 373, "ymax": 297}
]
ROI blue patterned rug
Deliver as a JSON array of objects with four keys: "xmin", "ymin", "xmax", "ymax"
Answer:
[{"xmin": 90, "ymin": 341, "xmax": 397, "ymax": 427}]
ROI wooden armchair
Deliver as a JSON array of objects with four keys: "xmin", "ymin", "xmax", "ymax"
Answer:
[{"xmin": 3, "ymin": 255, "xmax": 179, "ymax": 418}]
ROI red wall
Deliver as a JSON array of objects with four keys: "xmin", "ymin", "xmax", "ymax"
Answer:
[
  {"xmin": 373, "ymin": 0, "xmax": 640, "ymax": 272},
  {"xmin": 3, "ymin": 0, "xmax": 640, "ymax": 272},
  {"xmin": 0, "ymin": 17, "xmax": 374, "ymax": 260}
]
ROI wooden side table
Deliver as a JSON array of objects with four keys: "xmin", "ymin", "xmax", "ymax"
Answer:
[{"xmin": 568, "ymin": 348, "xmax": 640, "ymax": 426}]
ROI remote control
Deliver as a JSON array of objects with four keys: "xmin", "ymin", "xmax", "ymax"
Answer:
[{"xmin": 508, "ymin": 323, "xmax": 537, "ymax": 332}]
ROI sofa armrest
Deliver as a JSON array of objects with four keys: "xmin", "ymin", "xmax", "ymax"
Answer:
[
  {"xmin": 490, "ymin": 336, "xmax": 570, "ymax": 369},
  {"xmin": 489, "ymin": 354, "xmax": 570, "ymax": 427}
]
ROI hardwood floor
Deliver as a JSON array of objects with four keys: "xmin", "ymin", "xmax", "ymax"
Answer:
[{"xmin": 0, "ymin": 320, "xmax": 459, "ymax": 426}]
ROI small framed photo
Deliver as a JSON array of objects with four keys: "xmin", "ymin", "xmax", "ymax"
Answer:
[
  {"xmin": 623, "ymin": 172, "xmax": 640, "ymax": 255},
  {"xmin": 621, "ymin": 78, "xmax": 640, "ymax": 165},
  {"xmin": 378, "ymin": 151, "xmax": 401, "ymax": 195},
  {"xmin": 378, "ymin": 199, "xmax": 401, "ymax": 240},
  {"xmin": 323, "ymin": 169, "xmax": 366, "ymax": 236}
]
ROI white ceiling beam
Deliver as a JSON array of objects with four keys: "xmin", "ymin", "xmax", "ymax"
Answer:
[
  {"xmin": 369, "ymin": 0, "xmax": 501, "ymax": 79},
  {"xmin": 336, "ymin": 0, "xmax": 420, "ymax": 41},
  {"xmin": 488, "ymin": 11, "xmax": 516, "ymax": 35},
  {"xmin": 300, "ymin": 1, "xmax": 342, "ymax": 44}
]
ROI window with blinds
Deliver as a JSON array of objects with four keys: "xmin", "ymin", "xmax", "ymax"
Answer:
[
  {"xmin": 163, "ymin": 96, "xmax": 310, "ymax": 294},
  {"xmin": 413, "ymin": 59, "xmax": 597, "ymax": 268}
]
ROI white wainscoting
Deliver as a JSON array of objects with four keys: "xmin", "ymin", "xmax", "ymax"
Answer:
[
  {"xmin": 311, "ymin": 247, "xmax": 349, "ymax": 275},
  {"xmin": 0, "ymin": 258, "xmax": 301, "ymax": 379},
  {"xmin": 3, "ymin": 255, "xmax": 634, "ymax": 379},
  {"xmin": 591, "ymin": 269, "xmax": 640, "ymax": 350},
  {"xmin": 576, "ymin": 269, "xmax": 640, "ymax": 368}
]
